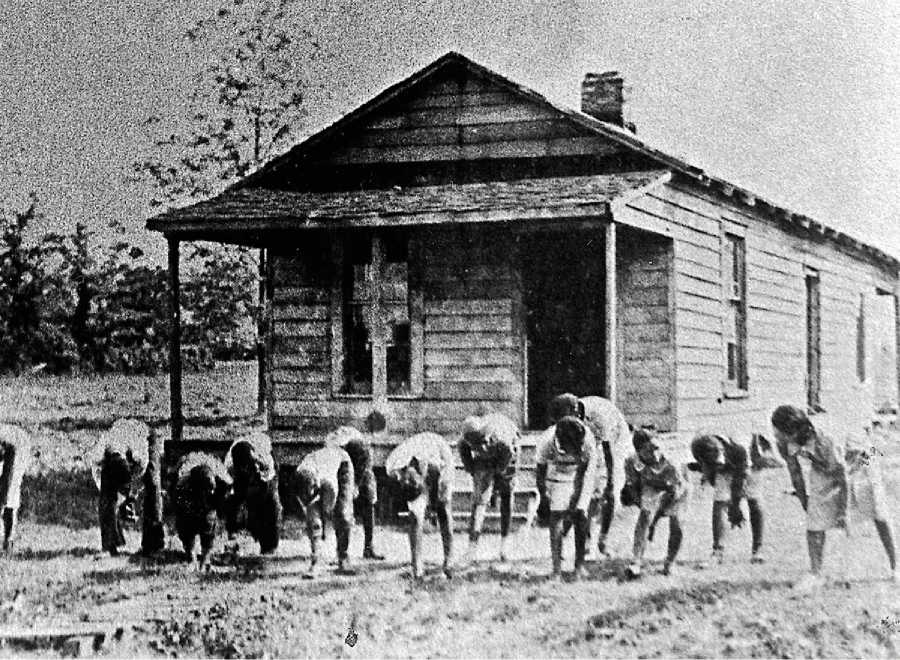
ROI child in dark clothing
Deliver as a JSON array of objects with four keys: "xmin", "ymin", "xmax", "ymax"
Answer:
[
  {"xmin": 622, "ymin": 428, "xmax": 689, "ymax": 577},
  {"xmin": 690, "ymin": 433, "xmax": 767, "ymax": 564}
]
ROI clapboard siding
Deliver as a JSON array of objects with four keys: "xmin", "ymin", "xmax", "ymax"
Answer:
[
  {"xmin": 354, "ymin": 120, "xmax": 589, "ymax": 146},
  {"xmin": 269, "ymin": 252, "xmax": 333, "ymax": 404},
  {"xmin": 619, "ymin": 181, "xmax": 893, "ymax": 438},
  {"xmin": 268, "ymin": 226, "xmax": 524, "ymax": 436},
  {"xmin": 617, "ymin": 229, "xmax": 675, "ymax": 430},
  {"xmin": 300, "ymin": 66, "xmax": 626, "ymax": 171},
  {"xmin": 420, "ymin": 226, "xmax": 521, "ymax": 403}
]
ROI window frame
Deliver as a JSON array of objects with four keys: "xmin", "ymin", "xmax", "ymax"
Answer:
[
  {"xmin": 720, "ymin": 225, "xmax": 748, "ymax": 396},
  {"xmin": 330, "ymin": 232, "xmax": 424, "ymax": 402},
  {"xmin": 805, "ymin": 269, "xmax": 821, "ymax": 409},
  {"xmin": 856, "ymin": 292, "xmax": 866, "ymax": 383}
]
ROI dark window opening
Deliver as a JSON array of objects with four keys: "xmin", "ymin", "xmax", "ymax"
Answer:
[
  {"xmin": 384, "ymin": 234, "xmax": 410, "ymax": 395},
  {"xmin": 341, "ymin": 237, "xmax": 373, "ymax": 395},
  {"xmin": 338, "ymin": 233, "xmax": 412, "ymax": 397},
  {"xmin": 723, "ymin": 234, "xmax": 747, "ymax": 390},
  {"xmin": 856, "ymin": 293, "xmax": 866, "ymax": 382},
  {"xmin": 806, "ymin": 273, "xmax": 821, "ymax": 408}
]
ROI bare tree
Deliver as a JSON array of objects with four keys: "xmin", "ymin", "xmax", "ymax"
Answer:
[{"xmin": 133, "ymin": 0, "xmax": 321, "ymax": 413}]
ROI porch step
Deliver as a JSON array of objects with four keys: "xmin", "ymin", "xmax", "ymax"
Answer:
[{"xmin": 397, "ymin": 487, "xmax": 539, "ymax": 533}]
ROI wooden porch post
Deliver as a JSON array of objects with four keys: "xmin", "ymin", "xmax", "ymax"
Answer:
[
  {"xmin": 256, "ymin": 247, "xmax": 267, "ymax": 415},
  {"xmin": 605, "ymin": 221, "xmax": 618, "ymax": 403},
  {"xmin": 167, "ymin": 237, "xmax": 183, "ymax": 443}
]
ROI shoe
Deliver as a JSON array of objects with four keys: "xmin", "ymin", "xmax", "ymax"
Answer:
[
  {"xmin": 336, "ymin": 558, "xmax": 356, "ymax": 575},
  {"xmin": 661, "ymin": 561, "xmax": 674, "ymax": 576},
  {"xmin": 363, "ymin": 547, "xmax": 385, "ymax": 560},
  {"xmin": 750, "ymin": 550, "xmax": 766, "ymax": 564},
  {"xmin": 792, "ymin": 573, "xmax": 825, "ymax": 592},
  {"xmin": 890, "ymin": 569, "xmax": 899, "ymax": 583},
  {"xmin": 499, "ymin": 537, "xmax": 510, "ymax": 562},
  {"xmin": 712, "ymin": 548, "xmax": 725, "ymax": 565},
  {"xmin": 625, "ymin": 562, "xmax": 642, "ymax": 579},
  {"xmin": 595, "ymin": 542, "xmax": 610, "ymax": 560},
  {"xmin": 573, "ymin": 564, "xmax": 589, "ymax": 581}
]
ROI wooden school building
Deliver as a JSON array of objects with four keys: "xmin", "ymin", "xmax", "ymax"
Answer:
[{"xmin": 148, "ymin": 52, "xmax": 900, "ymax": 464}]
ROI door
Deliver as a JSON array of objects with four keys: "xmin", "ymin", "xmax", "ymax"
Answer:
[{"xmin": 520, "ymin": 230, "xmax": 606, "ymax": 428}]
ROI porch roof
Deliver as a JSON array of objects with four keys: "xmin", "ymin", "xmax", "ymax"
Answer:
[{"xmin": 146, "ymin": 170, "xmax": 670, "ymax": 239}]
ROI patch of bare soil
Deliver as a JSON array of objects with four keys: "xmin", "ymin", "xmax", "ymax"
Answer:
[{"xmin": 1, "ymin": 372, "xmax": 899, "ymax": 657}]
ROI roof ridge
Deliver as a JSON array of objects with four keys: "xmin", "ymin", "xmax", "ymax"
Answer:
[{"xmin": 153, "ymin": 51, "xmax": 898, "ymax": 271}]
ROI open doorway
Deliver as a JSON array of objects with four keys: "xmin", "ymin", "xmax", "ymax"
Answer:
[{"xmin": 520, "ymin": 230, "xmax": 606, "ymax": 429}]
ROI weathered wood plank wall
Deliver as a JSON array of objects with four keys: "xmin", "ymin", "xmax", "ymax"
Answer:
[
  {"xmin": 268, "ymin": 226, "xmax": 522, "ymax": 439},
  {"xmin": 616, "ymin": 227, "xmax": 675, "ymax": 430},
  {"xmin": 617, "ymin": 180, "xmax": 894, "ymax": 436}
]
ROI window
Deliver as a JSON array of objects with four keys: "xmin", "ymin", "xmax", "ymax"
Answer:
[
  {"xmin": 334, "ymin": 233, "xmax": 421, "ymax": 398},
  {"xmin": 383, "ymin": 237, "xmax": 411, "ymax": 395},
  {"xmin": 341, "ymin": 238, "xmax": 374, "ymax": 395},
  {"xmin": 856, "ymin": 293, "xmax": 866, "ymax": 382},
  {"xmin": 722, "ymin": 233, "xmax": 747, "ymax": 390},
  {"xmin": 806, "ymin": 272, "xmax": 821, "ymax": 409}
]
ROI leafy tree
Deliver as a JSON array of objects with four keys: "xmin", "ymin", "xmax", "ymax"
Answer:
[
  {"xmin": 0, "ymin": 198, "xmax": 79, "ymax": 373},
  {"xmin": 182, "ymin": 242, "xmax": 257, "ymax": 363}
]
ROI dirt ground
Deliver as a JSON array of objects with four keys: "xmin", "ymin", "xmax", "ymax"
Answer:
[{"xmin": 1, "ymin": 364, "xmax": 900, "ymax": 658}]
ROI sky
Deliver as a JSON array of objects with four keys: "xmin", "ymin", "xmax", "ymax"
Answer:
[{"xmin": 1, "ymin": 0, "xmax": 898, "ymax": 261}]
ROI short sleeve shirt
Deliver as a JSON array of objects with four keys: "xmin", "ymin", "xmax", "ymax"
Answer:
[
  {"xmin": 386, "ymin": 433, "xmax": 452, "ymax": 477},
  {"xmin": 579, "ymin": 397, "xmax": 629, "ymax": 449},
  {"xmin": 298, "ymin": 446, "xmax": 353, "ymax": 492},
  {"xmin": 459, "ymin": 413, "xmax": 518, "ymax": 471}
]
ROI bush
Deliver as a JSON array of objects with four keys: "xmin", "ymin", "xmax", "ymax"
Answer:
[{"xmin": 0, "ymin": 204, "xmax": 258, "ymax": 375}]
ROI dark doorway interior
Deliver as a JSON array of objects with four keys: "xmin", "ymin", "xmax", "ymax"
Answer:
[{"xmin": 520, "ymin": 230, "xmax": 606, "ymax": 429}]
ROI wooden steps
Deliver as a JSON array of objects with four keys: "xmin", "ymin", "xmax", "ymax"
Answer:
[{"xmin": 0, "ymin": 624, "xmax": 125, "ymax": 657}]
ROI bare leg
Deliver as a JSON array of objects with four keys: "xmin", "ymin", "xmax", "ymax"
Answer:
[
  {"xmin": 305, "ymin": 509, "xmax": 323, "ymax": 577},
  {"xmin": 573, "ymin": 511, "xmax": 589, "ymax": 579},
  {"xmin": 549, "ymin": 512, "xmax": 565, "ymax": 578},
  {"xmin": 748, "ymin": 498, "xmax": 764, "ymax": 556},
  {"xmin": 469, "ymin": 500, "xmax": 487, "ymax": 545},
  {"xmin": 197, "ymin": 532, "xmax": 214, "ymax": 572},
  {"xmin": 407, "ymin": 495, "xmax": 427, "ymax": 579},
  {"xmin": 874, "ymin": 519, "xmax": 897, "ymax": 571},
  {"xmin": 361, "ymin": 500, "xmax": 384, "ymax": 560},
  {"xmin": 663, "ymin": 516, "xmax": 683, "ymax": 574},
  {"xmin": 712, "ymin": 501, "xmax": 727, "ymax": 552},
  {"xmin": 466, "ymin": 471, "xmax": 491, "ymax": 562},
  {"xmin": 335, "ymin": 517, "xmax": 351, "ymax": 572},
  {"xmin": 436, "ymin": 502, "xmax": 454, "ymax": 578},
  {"xmin": 807, "ymin": 530, "xmax": 826, "ymax": 575},
  {"xmin": 2, "ymin": 507, "xmax": 16, "ymax": 552},
  {"xmin": 179, "ymin": 532, "xmax": 195, "ymax": 563},
  {"xmin": 631, "ymin": 509, "xmax": 651, "ymax": 567},
  {"xmin": 597, "ymin": 490, "xmax": 614, "ymax": 554},
  {"xmin": 499, "ymin": 481, "xmax": 512, "ymax": 540}
]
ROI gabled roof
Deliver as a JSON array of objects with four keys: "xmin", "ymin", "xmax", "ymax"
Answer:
[{"xmin": 148, "ymin": 51, "xmax": 898, "ymax": 272}]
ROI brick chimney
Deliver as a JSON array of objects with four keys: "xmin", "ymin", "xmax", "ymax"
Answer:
[{"xmin": 581, "ymin": 71, "xmax": 633, "ymax": 131}]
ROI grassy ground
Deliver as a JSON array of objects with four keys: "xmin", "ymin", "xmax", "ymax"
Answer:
[{"xmin": 1, "ymin": 365, "xmax": 899, "ymax": 657}]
